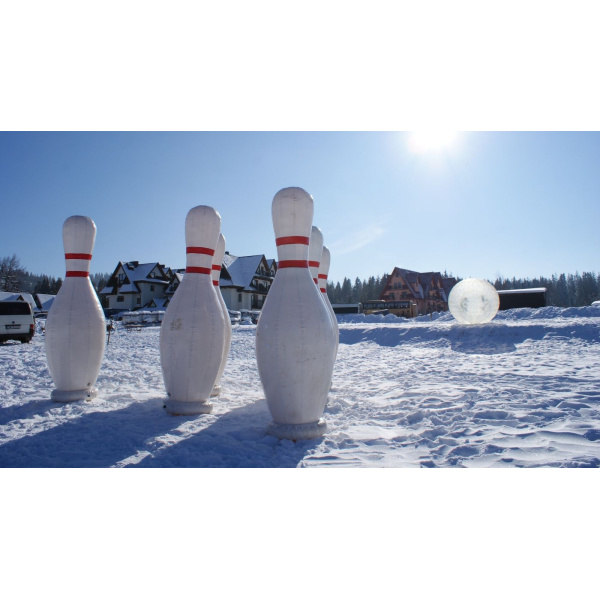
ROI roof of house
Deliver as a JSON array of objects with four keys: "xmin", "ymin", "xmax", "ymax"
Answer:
[
  {"xmin": 441, "ymin": 277, "xmax": 458, "ymax": 297},
  {"xmin": 147, "ymin": 298, "xmax": 170, "ymax": 309},
  {"xmin": 221, "ymin": 254, "xmax": 274, "ymax": 291},
  {"xmin": 101, "ymin": 261, "xmax": 169, "ymax": 295},
  {"xmin": 35, "ymin": 294, "xmax": 56, "ymax": 311}
]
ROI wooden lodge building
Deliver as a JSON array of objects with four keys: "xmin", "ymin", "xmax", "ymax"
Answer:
[{"xmin": 380, "ymin": 267, "xmax": 457, "ymax": 316}]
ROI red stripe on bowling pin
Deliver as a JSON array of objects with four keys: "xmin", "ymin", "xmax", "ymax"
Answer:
[
  {"xmin": 278, "ymin": 260, "xmax": 309, "ymax": 269},
  {"xmin": 276, "ymin": 236, "xmax": 310, "ymax": 246},
  {"xmin": 186, "ymin": 266, "xmax": 212, "ymax": 275},
  {"xmin": 65, "ymin": 253, "xmax": 92, "ymax": 260},
  {"xmin": 66, "ymin": 271, "xmax": 90, "ymax": 277},
  {"xmin": 186, "ymin": 246, "xmax": 215, "ymax": 256}
]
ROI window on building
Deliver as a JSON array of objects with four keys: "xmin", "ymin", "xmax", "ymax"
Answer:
[
  {"xmin": 118, "ymin": 273, "xmax": 124, "ymax": 284},
  {"xmin": 238, "ymin": 293, "xmax": 242, "ymax": 302},
  {"xmin": 137, "ymin": 297, "xmax": 141, "ymax": 305},
  {"xmin": 150, "ymin": 285, "xmax": 155, "ymax": 291},
  {"xmin": 117, "ymin": 296, "xmax": 124, "ymax": 303}
]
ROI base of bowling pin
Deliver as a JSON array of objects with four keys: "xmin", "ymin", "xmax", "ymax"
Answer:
[
  {"xmin": 266, "ymin": 418, "xmax": 327, "ymax": 441},
  {"xmin": 164, "ymin": 398, "xmax": 213, "ymax": 416},
  {"xmin": 210, "ymin": 384, "xmax": 221, "ymax": 397},
  {"xmin": 51, "ymin": 387, "xmax": 98, "ymax": 403}
]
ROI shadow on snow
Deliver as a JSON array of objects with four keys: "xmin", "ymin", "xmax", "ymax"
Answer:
[{"xmin": 0, "ymin": 396, "xmax": 321, "ymax": 468}]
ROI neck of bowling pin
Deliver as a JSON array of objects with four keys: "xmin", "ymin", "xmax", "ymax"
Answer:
[
  {"xmin": 64, "ymin": 253, "xmax": 92, "ymax": 277},
  {"xmin": 275, "ymin": 236, "xmax": 309, "ymax": 267},
  {"xmin": 186, "ymin": 246, "xmax": 214, "ymax": 275},
  {"xmin": 212, "ymin": 263, "xmax": 221, "ymax": 286},
  {"xmin": 318, "ymin": 273, "xmax": 328, "ymax": 293},
  {"xmin": 309, "ymin": 261, "xmax": 320, "ymax": 284}
]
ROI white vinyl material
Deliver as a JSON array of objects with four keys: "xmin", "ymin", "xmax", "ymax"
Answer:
[
  {"xmin": 211, "ymin": 233, "xmax": 232, "ymax": 397},
  {"xmin": 308, "ymin": 226, "xmax": 324, "ymax": 285},
  {"xmin": 448, "ymin": 278, "xmax": 500, "ymax": 324},
  {"xmin": 45, "ymin": 216, "xmax": 106, "ymax": 402},
  {"xmin": 318, "ymin": 245, "xmax": 339, "ymax": 359},
  {"xmin": 255, "ymin": 187, "xmax": 336, "ymax": 439},
  {"xmin": 160, "ymin": 206, "xmax": 226, "ymax": 415}
]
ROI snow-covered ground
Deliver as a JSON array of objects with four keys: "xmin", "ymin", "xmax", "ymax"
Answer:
[{"xmin": 1, "ymin": 306, "xmax": 599, "ymax": 468}]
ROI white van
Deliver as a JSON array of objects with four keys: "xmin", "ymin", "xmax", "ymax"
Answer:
[{"xmin": 0, "ymin": 301, "xmax": 36, "ymax": 343}]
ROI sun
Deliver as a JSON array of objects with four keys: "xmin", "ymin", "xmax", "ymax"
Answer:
[{"xmin": 408, "ymin": 130, "xmax": 457, "ymax": 154}]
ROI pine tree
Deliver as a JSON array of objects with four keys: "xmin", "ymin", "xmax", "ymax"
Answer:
[
  {"xmin": 51, "ymin": 278, "xmax": 63, "ymax": 294},
  {"xmin": 341, "ymin": 277, "xmax": 353, "ymax": 303},
  {"xmin": 354, "ymin": 277, "xmax": 363, "ymax": 303},
  {"xmin": 579, "ymin": 272, "xmax": 599, "ymax": 306},
  {"xmin": 0, "ymin": 254, "xmax": 25, "ymax": 292},
  {"xmin": 334, "ymin": 281, "xmax": 342, "ymax": 303}
]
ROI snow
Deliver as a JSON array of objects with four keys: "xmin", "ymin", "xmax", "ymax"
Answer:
[
  {"xmin": 2, "ymin": 305, "xmax": 598, "ymax": 597},
  {"xmin": 2, "ymin": 305, "xmax": 599, "ymax": 468}
]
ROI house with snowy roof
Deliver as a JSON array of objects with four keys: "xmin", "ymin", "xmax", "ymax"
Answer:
[
  {"xmin": 380, "ymin": 267, "xmax": 457, "ymax": 315},
  {"xmin": 35, "ymin": 294, "xmax": 56, "ymax": 313},
  {"xmin": 100, "ymin": 261, "xmax": 170, "ymax": 311},
  {"xmin": 219, "ymin": 252, "xmax": 276, "ymax": 310},
  {"xmin": 163, "ymin": 269, "xmax": 186, "ymax": 301}
]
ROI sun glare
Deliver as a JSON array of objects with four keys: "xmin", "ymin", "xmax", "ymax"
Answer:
[{"xmin": 409, "ymin": 131, "xmax": 457, "ymax": 154}]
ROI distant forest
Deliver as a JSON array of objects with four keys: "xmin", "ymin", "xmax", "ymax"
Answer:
[
  {"xmin": 0, "ymin": 254, "xmax": 109, "ymax": 295},
  {"xmin": 326, "ymin": 271, "xmax": 600, "ymax": 307},
  {"xmin": 492, "ymin": 273, "xmax": 600, "ymax": 307},
  {"xmin": 326, "ymin": 275, "xmax": 389, "ymax": 305},
  {"xmin": 2, "ymin": 254, "xmax": 599, "ymax": 308}
]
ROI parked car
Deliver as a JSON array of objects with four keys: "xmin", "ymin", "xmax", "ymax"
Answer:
[
  {"xmin": 592, "ymin": 300, "xmax": 600, "ymax": 307},
  {"xmin": 0, "ymin": 301, "xmax": 36, "ymax": 343}
]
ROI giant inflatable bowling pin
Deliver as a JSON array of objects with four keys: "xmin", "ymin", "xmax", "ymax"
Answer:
[
  {"xmin": 318, "ymin": 245, "xmax": 339, "ymax": 360},
  {"xmin": 160, "ymin": 206, "xmax": 226, "ymax": 415},
  {"xmin": 210, "ymin": 233, "xmax": 232, "ymax": 397},
  {"xmin": 308, "ymin": 225, "xmax": 324, "ymax": 287},
  {"xmin": 45, "ymin": 215, "xmax": 106, "ymax": 402},
  {"xmin": 309, "ymin": 226, "xmax": 337, "ymax": 347},
  {"xmin": 255, "ymin": 187, "xmax": 336, "ymax": 440}
]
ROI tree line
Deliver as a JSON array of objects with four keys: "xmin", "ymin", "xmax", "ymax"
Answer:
[
  {"xmin": 0, "ymin": 254, "xmax": 109, "ymax": 295},
  {"xmin": 326, "ymin": 275, "xmax": 389, "ymax": 304},
  {"xmin": 493, "ymin": 273, "xmax": 600, "ymax": 307}
]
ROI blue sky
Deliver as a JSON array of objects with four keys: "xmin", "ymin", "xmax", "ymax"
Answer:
[{"xmin": 1, "ymin": 131, "xmax": 599, "ymax": 285}]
